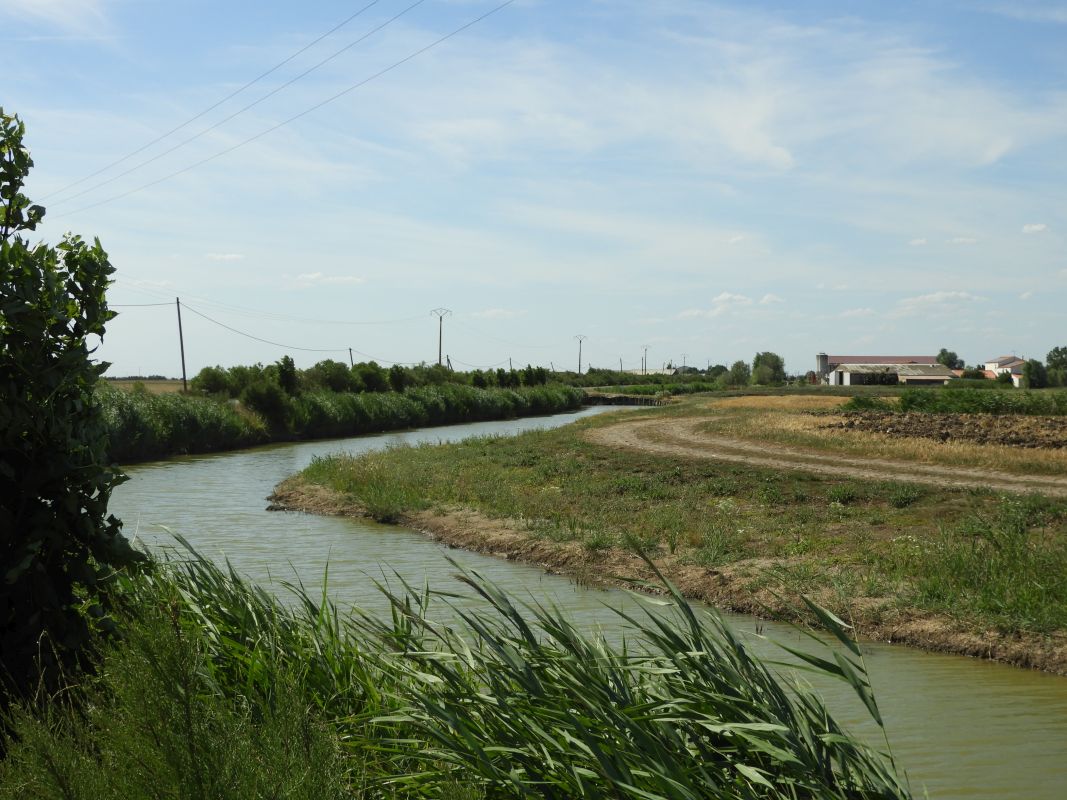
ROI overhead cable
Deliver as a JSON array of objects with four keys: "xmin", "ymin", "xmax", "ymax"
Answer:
[
  {"xmin": 112, "ymin": 277, "xmax": 425, "ymax": 325},
  {"xmin": 41, "ymin": 1, "xmax": 383, "ymax": 202},
  {"xmin": 451, "ymin": 318, "xmax": 558, "ymax": 350},
  {"xmin": 50, "ymin": 0, "xmax": 428, "ymax": 208},
  {"xmin": 181, "ymin": 302, "xmax": 348, "ymax": 353},
  {"xmin": 55, "ymin": 0, "xmax": 518, "ymax": 219}
]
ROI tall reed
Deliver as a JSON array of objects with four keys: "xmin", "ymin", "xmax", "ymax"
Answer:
[{"xmin": 4, "ymin": 536, "xmax": 912, "ymax": 797}]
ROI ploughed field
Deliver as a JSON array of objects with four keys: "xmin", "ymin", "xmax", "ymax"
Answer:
[{"xmin": 824, "ymin": 410, "xmax": 1067, "ymax": 449}]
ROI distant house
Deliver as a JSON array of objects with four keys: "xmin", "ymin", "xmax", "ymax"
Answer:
[
  {"xmin": 816, "ymin": 354, "xmax": 954, "ymax": 386},
  {"xmin": 983, "ymin": 355, "xmax": 1026, "ymax": 387}
]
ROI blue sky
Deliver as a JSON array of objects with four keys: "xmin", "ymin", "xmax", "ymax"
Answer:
[{"xmin": 4, "ymin": 0, "xmax": 1065, "ymax": 376}]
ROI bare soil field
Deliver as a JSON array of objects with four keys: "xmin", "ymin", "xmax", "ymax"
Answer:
[{"xmin": 825, "ymin": 411, "xmax": 1067, "ymax": 449}]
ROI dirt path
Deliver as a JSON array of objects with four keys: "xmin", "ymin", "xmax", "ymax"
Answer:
[{"xmin": 587, "ymin": 417, "xmax": 1067, "ymax": 496}]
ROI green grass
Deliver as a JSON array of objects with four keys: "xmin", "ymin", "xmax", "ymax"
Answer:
[
  {"xmin": 296, "ymin": 410, "xmax": 1067, "ymax": 639},
  {"xmin": 1, "ymin": 545, "xmax": 913, "ymax": 799},
  {"xmin": 898, "ymin": 387, "xmax": 1067, "ymax": 415}
]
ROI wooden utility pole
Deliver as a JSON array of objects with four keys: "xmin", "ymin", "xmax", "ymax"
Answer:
[
  {"xmin": 348, "ymin": 347, "xmax": 354, "ymax": 368},
  {"xmin": 575, "ymin": 335, "xmax": 587, "ymax": 374},
  {"xmin": 175, "ymin": 297, "xmax": 188, "ymax": 392},
  {"xmin": 430, "ymin": 308, "xmax": 451, "ymax": 366}
]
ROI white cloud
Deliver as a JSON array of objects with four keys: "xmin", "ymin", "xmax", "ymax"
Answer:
[
  {"xmin": 759, "ymin": 293, "xmax": 784, "ymax": 305},
  {"xmin": 948, "ymin": 237, "xmax": 978, "ymax": 245},
  {"xmin": 678, "ymin": 292, "xmax": 754, "ymax": 320},
  {"xmin": 293, "ymin": 272, "xmax": 365, "ymax": 288},
  {"xmin": 840, "ymin": 307, "xmax": 876, "ymax": 318},
  {"xmin": 892, "ymin": 290, "xmax": 985, "ymax": 318},
  {"xmin": 908, "ymin": 238, "xmax": 928, "ymax": 246},
  {"xmin": 205, "ymin": 253, "xmax": 245, "ymax": 262},
  {"xmin": 982, "ymin": 3, "xmax": 1067, "ymax": 24},
  {"xmin": 1020, "ymin": 290, "xmax": 1034, "ymax": 300},
  {"xmin": 1022, "ymin": 223, "xmax": 1048, "ymax": 234},
  {"xmin": 471, "ymin": 308, "xmax": 526, "ymax": 319}
]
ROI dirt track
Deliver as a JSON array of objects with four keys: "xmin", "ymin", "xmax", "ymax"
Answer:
[{"xmin": 587, "ymin": 417, "xmax": 1067, "ymax": 496}]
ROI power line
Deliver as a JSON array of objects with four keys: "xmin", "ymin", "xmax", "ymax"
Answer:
[
  {"xmin": 112, "ymin": 302, "xmax": 172, "ymax": 308},
  {"xmin": 451, "ymin": 357, "xmax": 511, "ymax": 370},
  {"xmin": 41, "ymin": 1, "xmax": 383, "ymax": 202},
  {"xmin": 112, "ymin": 277, "xmax": 424, "ymax": 326},
  {"xmin": 450, "ymin": 319, "xmax": 559, "ymax": 350},
  {"xmin": 181, "ymin": 302, "xmax": 417, "ymax": 365},
  {"xmin": 55, "ymin": 0, "xmax": 518, "ymax": 219},
  {"xmin": 181, "ymin": 302, "xmax": 348, "ymax": 353},
  {"xmin": 50, "ymin": 0, "xmax": 428, "ymax": 208}
]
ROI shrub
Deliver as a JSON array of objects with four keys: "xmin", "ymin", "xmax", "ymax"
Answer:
[
  {"xmin": 240, "ymin": 380, "xmax": 292, "ymax": 432},
  {"xmin": 1, "ymin": 108, "xmax": 142, "ymax": 702}
]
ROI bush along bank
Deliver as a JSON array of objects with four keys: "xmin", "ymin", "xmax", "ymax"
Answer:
[{"xmin": 100, "ymin": 382, "xmax": 585, "ymax": 463}]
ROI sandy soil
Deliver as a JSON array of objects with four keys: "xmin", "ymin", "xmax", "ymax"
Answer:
[
  {"xmin": 585, "ymin": 417, "xmax": 1067, "ymax": 496},
  {"xmin": 271, "ymin": 478, "xmax": 1067, "ymax": 674}
]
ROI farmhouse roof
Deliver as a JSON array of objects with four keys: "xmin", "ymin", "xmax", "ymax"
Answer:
[
  {"xmin": 837, "ymin": 363, "xmax": 955, "ymax": 377},
  {"xmin": 827, "ymin": 355, "xmax": 939, "ymax": 366},
  {"xmin": 987, "ymin": 355, "xmax": 1024, "ymax": 368}
]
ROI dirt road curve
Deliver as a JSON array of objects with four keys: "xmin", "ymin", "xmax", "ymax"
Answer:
[{"xmin": 587, "ymin": 417, "xmax": 1067, "ymax": 497}]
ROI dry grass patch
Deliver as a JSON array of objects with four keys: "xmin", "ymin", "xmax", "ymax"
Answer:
[{"xmin": 106, "ymin": 379, "xmax": 185, "ymax": 394}]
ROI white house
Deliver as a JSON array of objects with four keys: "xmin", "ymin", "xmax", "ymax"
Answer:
[{"xmin": 983, "ymin": 355, "xmax": 1026, "ymax": 388}]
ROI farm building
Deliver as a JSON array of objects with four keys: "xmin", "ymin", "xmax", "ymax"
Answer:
[
  {"xmin": 815, "ymin": 354, "xmax": 954, "ymax": 386},
  {"xmin": 983, "ymin": 355, "xmax": 1026, "ymax": 387}
]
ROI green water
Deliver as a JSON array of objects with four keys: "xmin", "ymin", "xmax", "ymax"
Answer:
[{"xmin": 111, "ymin": 407, "xmax": 1067, "ymax": 799}]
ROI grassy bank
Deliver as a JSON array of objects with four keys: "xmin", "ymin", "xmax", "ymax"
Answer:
[
  {"xmin": 288, "ymin": 399, "xmax": 1067, "ymax": 671},
  {"xmin": 0, "ymin": 548, "xmax": 911, "ymax": 799},
  {"xmin": 99, "ymin": 383, "xmax": 585, "ymax": 463}
]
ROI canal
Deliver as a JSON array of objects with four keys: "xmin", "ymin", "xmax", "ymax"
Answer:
[{"xmin": 110, "ymin": 406, "xmax": 1067, "ymax": 799}]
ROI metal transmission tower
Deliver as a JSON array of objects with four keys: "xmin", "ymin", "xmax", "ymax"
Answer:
[
  {"xmin": 575, "ymin": 335, "xmax": 587, "ymax": 374},
  {"xmin": 430, "ymin": 308, "xmax": 451, "ymax": 366}
]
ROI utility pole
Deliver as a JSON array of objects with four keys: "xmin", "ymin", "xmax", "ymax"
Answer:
[
  {"xmin": 348, "ymin": 347, "xmax": 354, "ymax": 368},
  {"xmin": 575, "ymin": 335, "xmax": 587, "ymax": 374},
  {"xmin": 175, "ymin": 297, "xmax": 188, "ymax": 392},
  {"xmin": 430, "ymin": 308, "xmax": 451, "ymax": 366},
  {"xmin": 642, "ymin": 345, "xmax": 649, "ymax": 376},
  {"xmin": 619, "ymin": 357, "xmax": 623, "ymax": 372},
  {"xmin": 509, "ymin": 357, "xmax": 513, "ymax": 371}
]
